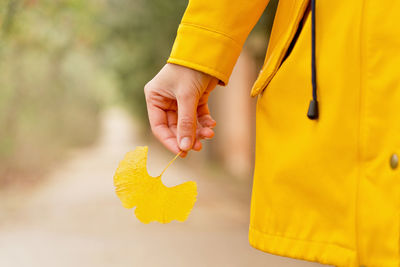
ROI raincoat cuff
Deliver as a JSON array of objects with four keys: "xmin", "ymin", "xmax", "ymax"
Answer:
[{"xmin": 167, "ymin": 23, "xmax": 242, "ymax": 86}]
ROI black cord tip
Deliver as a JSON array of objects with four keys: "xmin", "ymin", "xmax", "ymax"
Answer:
[{"xmin": 307, "ymin": 99, "xmax": 319, "ymax": 120}]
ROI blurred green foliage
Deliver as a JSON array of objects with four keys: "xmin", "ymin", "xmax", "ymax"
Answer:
[
  {"xmin": 101, "ymin": 0, "xmax": 278, "ymax": 123},
  {"xmin": 0, "ymin": 0, "xmax": 278, "ymax": 185},
  {"xmin": 101, "ymin": 0, "xmax": 187, "ymax": 122},
  {"xmin": 0, "ymin": 0, "xmax": 114, "ymax": 184}
]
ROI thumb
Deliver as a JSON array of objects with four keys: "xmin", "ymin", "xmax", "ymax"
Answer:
[{"xmin": 177, "ymin": 92, "xmax": 198, "ymax": 151}]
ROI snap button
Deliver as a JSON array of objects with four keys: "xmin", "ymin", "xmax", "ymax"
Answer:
[{"xmin": 390, "ymin": 153, "xmax": 398, "ymax": 169}]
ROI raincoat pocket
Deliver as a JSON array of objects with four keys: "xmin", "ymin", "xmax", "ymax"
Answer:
[{"xmin": 250, "ymin": 0, "xmax": 310, "ymax": 97}]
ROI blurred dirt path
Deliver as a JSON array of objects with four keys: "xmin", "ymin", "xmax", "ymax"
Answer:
[{"xmin": 0, "ymin": 108, "xmax": 327, "ymax": 267}]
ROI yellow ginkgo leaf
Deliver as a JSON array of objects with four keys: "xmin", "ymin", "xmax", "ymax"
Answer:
[{"xmin": 113, "ymin": 146, "xmax": 197, "ymax": 224}]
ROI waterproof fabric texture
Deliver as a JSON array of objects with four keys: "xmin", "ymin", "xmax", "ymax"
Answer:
[{"xmin": 167, "ymin": 1, "xmax": 400, "ymax": 266}]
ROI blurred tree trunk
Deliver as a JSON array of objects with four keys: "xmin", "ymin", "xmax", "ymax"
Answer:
[
  {"xmin": 0, "ymin": 0, "xmax": 23, "ymax": 159},
  {"xmin": 210, "ymin": 49, "xmax": 258, "ymax": 179},
  {"xmin": 1, "ymin": 0, "xmax": 21, "ymax": 37}
]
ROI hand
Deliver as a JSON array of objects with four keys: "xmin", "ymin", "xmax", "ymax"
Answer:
[{"xmin": 144, "ymin": 63, "xmax": 219, "ymax": 157}]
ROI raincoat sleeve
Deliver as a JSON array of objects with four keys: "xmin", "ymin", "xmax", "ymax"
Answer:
[{"xmin": 167, "ymin": 0, "xmax": 270, "ymax": 86}]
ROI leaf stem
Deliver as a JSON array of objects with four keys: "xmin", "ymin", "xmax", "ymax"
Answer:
[{"xmin": 160, "ymin": 151, "xmax": 182, "ymax": 176}]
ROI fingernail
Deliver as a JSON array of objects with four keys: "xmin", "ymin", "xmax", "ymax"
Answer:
[{"xmin": 180, "ymin": 137, "xmax": 192, "ymax": 151}]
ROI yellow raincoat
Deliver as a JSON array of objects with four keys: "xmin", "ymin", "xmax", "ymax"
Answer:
[{"xmin": 167, "ymin": 0, "xmax": 400, "ymax": 266}]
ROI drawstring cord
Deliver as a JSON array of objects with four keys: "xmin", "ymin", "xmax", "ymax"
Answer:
[{"xmin": 307, "ymin": 0, "xmax": 319, "ymax": 120}]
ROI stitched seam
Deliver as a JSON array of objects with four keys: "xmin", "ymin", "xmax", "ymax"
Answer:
[
  {"xmin": 355, "ymin": 0, "xmax": 367, "ymax": 266},
  {"xmin": 179, "ymin": 22, "xmax": 242, "ymax": 48},
  {"xmin": 249, "ymin": 226, "xmax": 356, "ymax": 253}
]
